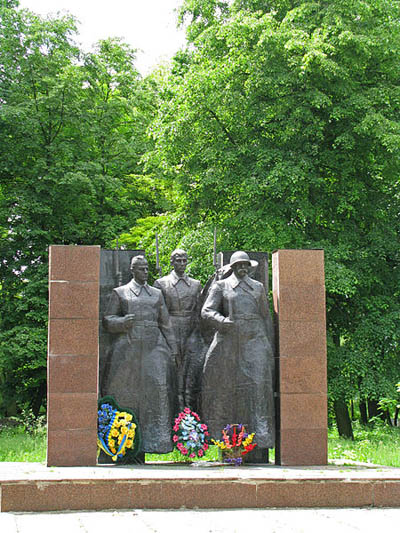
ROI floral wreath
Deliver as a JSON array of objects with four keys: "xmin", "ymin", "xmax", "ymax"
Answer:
[
  {"xmin": 212, "ymin": 424, "xmax": 257, "ymax": 465},
  {"xmin": 173, "ymin": 407, "xmax": 210, "ymax": 459},
  {"xmin": 97, "ymin": 396, "xmax": 141, "ymax": 464}
]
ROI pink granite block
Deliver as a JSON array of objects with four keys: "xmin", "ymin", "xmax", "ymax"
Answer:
[
  {"xmin": 278, "ymin": 285, "xmax": 326, "ymax": 322},
  {"xmin": 48, "ymin": 354, "xmax": 98, "ymax": 394},
  {"xmin": 47, "ymin": 392, "xmax": 97, "ymax": 430},
  {"xmin": 49, "ymin": 245, "xmax": 100, "ymax": 282},
  {"xmin": 273, "ymin": 249, "xmax": 325, "ymax": 286},
  {"xmin": 278, "ymin": 428, "xmax": 328, "ymax": 465},
  {"xmin": 256, "ymin": 480, "xmax": 373, "ymax": 508},
  {"xmin": 278, "ymin": 320, "xmax": 326, "ymax": 359},
  {"xmin": 148, "ymin": 481, "xmax": 257, "ymax": 509},
  {"xmin": 48, "ymin": 318, "xmax": 98, "ymax": 356},
  {"xmin": 47, "ymin": 428, "xmax": 97, "ymax": 467},
  {"xmin": 49, "ymin": 281, "xmax": 99, "ymax": 319},
  {"xmin": 280, "ymin": 393, "xmax": 327, "ymax": 430},
  {"xmin": 0, "ymin": 481, "xmax": 133, "ymax": 512},
  {"xmin": 279, "ymin": 356, "xmax": 327, "ymax": 394},
  {"xmin": 373, "ymin": 481, "xmax": 400, "ymax": 507}
]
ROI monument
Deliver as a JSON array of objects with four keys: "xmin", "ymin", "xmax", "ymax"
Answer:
[{"xmin": 46, "ymin": 245, "xmax": 327, "ymax": 467}]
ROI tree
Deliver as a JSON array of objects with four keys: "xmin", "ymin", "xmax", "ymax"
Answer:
[
  {"xmin": 147, "ymin": 0, "xmax": 400, "ymax": 434},
  {"xmin": 0, "ymin": 3, "xmax": 162, "ymax": 414}
]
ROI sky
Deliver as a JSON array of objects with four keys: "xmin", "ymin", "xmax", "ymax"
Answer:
[{"xmin": 18, "ymin": 0, "xmax": 187, "ymax": 75}]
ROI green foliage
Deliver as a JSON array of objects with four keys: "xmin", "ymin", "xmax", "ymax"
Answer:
[
  {"xmin": 119, "ymin": 215, "xmax": 217, "ymax": 284},
  {"xmin": 149, "ymin": 0, "xmax": 400, "ymax": 410},
  {"xmin": 0, "ymin": 3, "xmax": 164, "ymax": 414},
  {"xmin": 1, "ymin": 0, "xmax": 400, "ymax": 426}
]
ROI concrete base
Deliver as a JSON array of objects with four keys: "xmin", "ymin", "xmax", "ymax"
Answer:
[{"xmin": 1, "ymin": 461, "xmax": 400, "ymax": 512}]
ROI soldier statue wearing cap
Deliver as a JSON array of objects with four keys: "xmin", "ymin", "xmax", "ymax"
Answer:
[
  {"xmin": 154, "ymin": 249, "xmax": 203, "ymax": 411},
  {"xmin": 201, "ymin": 251, "xmax": 275, "ymax": 452}
]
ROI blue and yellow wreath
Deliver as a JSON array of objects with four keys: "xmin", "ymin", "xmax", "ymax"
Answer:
[{"xmin": 97, "ymin": 396, "xmax": 141, "ymax": 464}]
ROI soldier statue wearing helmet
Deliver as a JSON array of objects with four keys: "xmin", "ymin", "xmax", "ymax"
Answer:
[{"xmin": 201, "ymin": 251, "xmax": 275, "ymax": 452}]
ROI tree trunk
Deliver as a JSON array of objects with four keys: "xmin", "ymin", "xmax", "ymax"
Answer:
[
  {"xmin": 334, "ymin": 400, "xmax": 354, "ymax": 439},
  {"xmin": 31, "ymin": 381, "xmax": 46, "ymax": 417},
  {"xmin": 359, "ymin": 401, "xmax": 368, "ymax": 425},
  {"xmin": 368, "ymin": 399, "xmax": 378, "ymax": 420},
  {"xmin": 394, "ymin": 407, "xmax": 399, "ymax": 427},
  {"xmin": 368, "ymin": 399, "xmax": 392, "ymax": 425},
  {"xmin": 382, "ymin": 410, "xmax": 392, "ymax": 426}
]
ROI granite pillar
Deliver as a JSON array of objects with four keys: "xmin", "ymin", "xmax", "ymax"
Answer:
[
  {"xmin": 272, "ymin": 249, "xmax": 327, "ymax": 466},
  {"xmin": 47, "ymin": 245, "xmax": 100, "ymax": 466}
]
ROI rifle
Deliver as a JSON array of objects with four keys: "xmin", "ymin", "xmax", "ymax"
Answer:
[
  {"xmin": 115, "ymin": 237, "xmax": 123, "ymax": 286},
  {"xmin": 213, "ymin": 226, "xmax": 217, "ymax": 272},
  {"xmin": 155, "ymin": 232, "xmax": 162, "ymax": 277}
]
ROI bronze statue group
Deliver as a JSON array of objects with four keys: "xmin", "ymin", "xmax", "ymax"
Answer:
[{"xmin": 102, "ymin": 249, "xmax": 275, "ymax": 458}]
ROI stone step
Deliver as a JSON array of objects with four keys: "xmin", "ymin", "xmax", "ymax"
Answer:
[{"xmin": 1, "ymin": 462, "xmax": 400, "ymax": 512}]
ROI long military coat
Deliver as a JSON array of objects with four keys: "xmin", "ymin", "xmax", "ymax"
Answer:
[
  {"xmin": 154, "ymin": 271, "xmax": 204, "ymax": 408},
  {"xmin": 103, "ymin": 279, "xmax": 177, "ymax": 453},
  {"xmin": 201, "ymin": 273, "xmax": 275, "ymax": 448}
]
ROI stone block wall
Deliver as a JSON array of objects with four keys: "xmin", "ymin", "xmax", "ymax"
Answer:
[
  {"xmin": 272, "ymin": 249, "xmax": 328, "ymax": 465},
  {"xmin": 47, "ymin": 245, "xmax": 100, "ymax": 466}
]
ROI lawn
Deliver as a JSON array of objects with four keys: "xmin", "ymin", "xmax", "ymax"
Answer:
[
  {"xmin": 0, "ymin": 425, "xmax": 47, "ymax": 462},
  {"xmin": 328, "ymin": 421, "xmax": 400, "ymax": 467}
]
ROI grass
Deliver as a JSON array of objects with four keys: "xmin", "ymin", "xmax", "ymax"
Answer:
[
  {"xmin": 0, "ymin": 425, "xmax": 46, "ymax": 462},
  {"xmin": 146, "ymin": 446, "xmax": 220, "ymax": 463},
  {"xmin": 0, "ymin": 421, "xmax": 399, "ymax": 466},
  {"xmin": 146, "ymin": 446, "xmax": 275, "ymax": 463},
  {"xmin": 328, "ymin": 421, "xmax": 400, "ymax": 467}
]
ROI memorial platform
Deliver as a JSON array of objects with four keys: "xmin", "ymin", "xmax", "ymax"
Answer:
[{"xmin": 1, "ymin": 460, "xmax": 399, "ymax": 512}]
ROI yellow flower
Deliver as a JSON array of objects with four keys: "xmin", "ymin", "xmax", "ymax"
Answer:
[
  {"xmin": 127, "ymin": 430, "xmax": 135, "ymax": 438},
  {"xmin": 125, "ymin": 414, "xmax": 132, "ymax": 422},
  {"xmin": 110, "ymin": 447, "xmax": 116, "ymax": 454},
  {"xmin": 121, "ymin": 426, "xmax": 128, "ymax": 435},
  {"xmin": 126, "ymin": 439, "xmax": 133, "ymax": 448},
  {"xmin": 111, "ymin": 428, "xmax": 119, "ymax": 437},
  {"xmin": 212, "ymin": 439, "xmax": 226, "ymax": 450}
]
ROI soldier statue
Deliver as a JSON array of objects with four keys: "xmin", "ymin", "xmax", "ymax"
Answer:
[
  {"xmin": 201, "ymin": 251, "xmax": 275, "ymax": 451},
  {"xmin": 154, "ymin": 249, "xmax": 203, "ymax": 411},
  {"xmin": 103, "ymin": 255, "xmax": 177, "ymax": 453}
]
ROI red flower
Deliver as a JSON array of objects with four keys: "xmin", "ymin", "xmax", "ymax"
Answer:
[{"xmin": 232, "ymin": 426, "xmax": 237, "ymax": 446}]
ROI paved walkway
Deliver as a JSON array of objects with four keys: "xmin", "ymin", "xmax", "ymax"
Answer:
[{"xmin": 1, "ymin": 508, "xmax": 400, "ymax": 532}]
